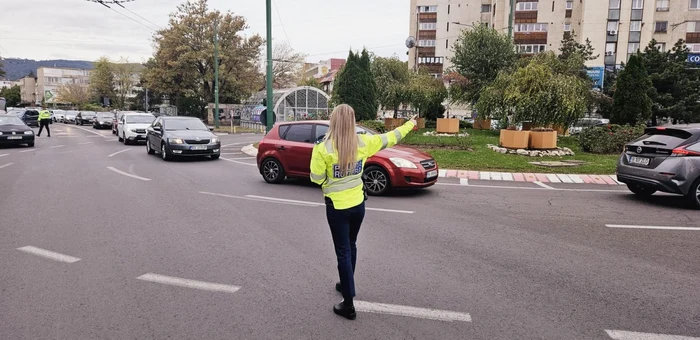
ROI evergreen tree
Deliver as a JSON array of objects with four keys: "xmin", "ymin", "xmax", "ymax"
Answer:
[
  {"xmin": 559, "ymin": 30, "xmax": 598, "ymax": 62},
  {"xmin": 332, "ymin": 48, "xmax": 378, "ymax": 121},
  {"xmin": 612, "ymin": 55, "xmax": 652, "ymax": 125}
]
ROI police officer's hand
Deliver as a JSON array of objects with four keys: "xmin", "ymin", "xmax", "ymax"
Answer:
[{"xmin": 409, "ymin": 115, "xmax": 418, "ymax": 126}]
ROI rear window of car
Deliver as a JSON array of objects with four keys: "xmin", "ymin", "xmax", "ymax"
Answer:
[
  {"xmin": 636, "ymin": 129, "xmax": 694, "ymax": 148},
  {"xmin": 282, "ymin": 124, "xmax": 313, "ymax": 143}
]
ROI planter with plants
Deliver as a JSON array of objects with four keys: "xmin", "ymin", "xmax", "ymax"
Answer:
[
  {"xmin": 529, "ymin": 127, "xmax": 558, "ymax": 149},
  {"xmin": 436, "ymin": 118, "xmax": 460, "ymax": 133},
  {"xmin": 384, "ymin": 118, "xmax": 406, "ymax": 130},
  {"xmin": 499, "ymin": 126, "xmax": 530, "ymax": 149}
]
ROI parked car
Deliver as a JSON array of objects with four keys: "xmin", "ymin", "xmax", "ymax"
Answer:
[
  {"xmin": 113, "ymin": 111, "xmax": 141, "ymax": 135},
  {"xmin": 256, "ymin": 121, "xmax": 439, "ymax": 195},
  {"xmin": 569, "ymin": 118, "xmax": 609, "ymax": 135},
  {"xmin": 75, "ymin": 111, "xmax": 96, "ymax": 125},
  {"xmin": 617, "ymin": 125, "xmax": 700, "ymax": 208},
  {"xmin": 117, "ymin": 113, "xmax": 155, "ymax": 145},
  {"xmin": 9, "ymin": 108, "xmax": 40, "ymax": 127},
  {"xmin": 93, "ymin": 112, "xmax": 115, "ymax": 129},
  {"xmin": 52, "ymin": 110, "xmax": 66, "ymax": 123},
  {"xmin": 0, "ymin": 114, "xmax": 35, "ymax": 147},
  {"xmin": 145, "ymin": 116, "xmax": 220, "ymax": 161},
  {"xmin": 64, "ymin": 111, "xmax": 78, "ymax": 124}
]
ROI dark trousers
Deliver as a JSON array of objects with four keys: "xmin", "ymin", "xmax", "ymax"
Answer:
[
  {"xmin": 326, "ymin": 200, "xmax": 365, "ymax": 300},
  {"xmin": 37, "ymin": 120, "xmax": 50, "ymax": 136}
]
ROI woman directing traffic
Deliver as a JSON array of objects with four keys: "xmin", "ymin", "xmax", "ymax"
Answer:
[{"xmin": 309, "ymin": 104, "xmax": 416, "ymax": 320}]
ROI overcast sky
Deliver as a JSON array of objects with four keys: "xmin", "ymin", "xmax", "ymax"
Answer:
[{"xmin": 0, "ymin": 0, "xmax": 410, "ymax": 63}]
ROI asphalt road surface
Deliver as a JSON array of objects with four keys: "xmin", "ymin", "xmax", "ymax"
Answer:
[{"xmin": 1, "ymin": 124, "xmax": 699, "ymax": 340}]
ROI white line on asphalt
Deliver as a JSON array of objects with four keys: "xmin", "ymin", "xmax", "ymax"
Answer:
[
  {"xmin": 606, "ymin": 224, "xmax": 700, "ymax": 231},
  {"xmin": 137, "ymin": 273, "xmax": 241, "ymax": 294},
  {"xmin": 78, "ymin": 142, "xmax": 94, "ymax": 145},
  {"xmin": 0, "ymin": 163, "xmax": 14, "ymax": 170},
  {"xmin": 71, "ymin": 125, "xmax": 110, "ymax": 137},
  {"xmin": 0, "ymin": 153, "xmax": 8, "ymax": 157},
  {"xmin": 220, "ymin": 152, "xmax": 242, "ymax": 155},
  {"xmin": 224, "ymin": 156, "xmax": 255, "ymax": 160},
  {"xmin": 459, "ymin": 178, "xmax": 469, "ymax": 186},
  {"xmin": 19, "ymin": 149, "xmax": 34, "ymax": 153},
  {"xmin": 534, "ymin": 181, "xmax": 555, "ymax": 189},
  {"xmin": 200, "ymin": 191, "xmax": 319, "ymax": 207},
  {"xmin": 49, "ymin": 145, "xmax": 65, "ymax": 149},
  {"xmin": 354, "ymin": 301, "xmax": 471, "ymax": 323},
  {"xmin": 245, "ymin": 195, "xmax": 415, "ymax": 214},
  {"xmin": 106, "ymin": 166, "xmax": 151, "ymax": 181},
  {"xmin": 605, "ymin": 329, "xmax": 700, "ymax": 340},
  {"xmin": 222, "ymin": 142, "xmax": 256, "ymax": 147},
  {"xmin": 17, "ymin": 246, "xmax": 81, "ymax": 263},
  {"xmin": 108, "ymin": 148, "xmax": 133, "ymax": 158},
  {"xmin": 220, "ymin": 157, "xmax": 256, "ymax": 166}
]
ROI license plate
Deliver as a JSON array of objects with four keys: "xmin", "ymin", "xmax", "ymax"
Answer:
[
  {"xmin": 426, "ymin": 170, "xmax": 438, "ymax": 178},
  {"xmin": 7, "ymin": 136, "xmax": 22, "ymax": 140},
  {"xmin": 190, "ymin": 145, "xmax": 207, "ymax": 150},
  {"xmin": 629, "ymin": 156, "xmax": 650, "ymax": 166}
]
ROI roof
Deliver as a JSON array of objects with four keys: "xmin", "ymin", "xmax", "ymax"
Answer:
[{"xmin": 277, "ymin": 120, "xmax": 327, "ymax": 125}]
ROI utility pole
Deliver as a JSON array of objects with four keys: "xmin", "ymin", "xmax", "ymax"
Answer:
[
  {"xmin": 508, "ymin": 0, "xmax": 515, "ymax": 38},
  {"xmin": 265, "ymin": 0, "xmax": 274, "ymax": 133},
  {"xmin": 145, "ymin": 88, "xmax": 149, "ymax": 112},
  {"xmin": 213, "ymin": 18, "xmax": 220, "ymax": 129}
]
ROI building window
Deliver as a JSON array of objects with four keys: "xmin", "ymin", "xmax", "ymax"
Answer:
[
  {"xmin": 689, "ymin": 21, "xmax": 700, "ymax": 32},
  {"xmin": 418, "ymin": 39, "xmax": 437, "ymax": 47},
  {"xmin": 628, "ymin": 42, "xmax": 641, "ymax": 53},
  {"xmin": 609, "ymin": 0, "xmax": 621, "ymax": 8},
  {"xmin": 632, "ymin": 0, "xmax": 644, "ymax": 9},
  {"xmin": 688, "ymin": 44, "xmax": 700, "ymax": 52},
  {"xmin": 654, "ymin": 21, "xmax": 668, "ymax": 32},
  {"xmin": 418, "ymin": 5, "xmax": 438, "ymax": 13},
  {"xmin": 656, "ymin": 0, "xmax": 670, "ymax": 10},
  {"xmin": 606, "ymin": 43, "xmax": 617, "ymax": 54},
  {"xmin": 607, "ymin": 21, "xmax": 619, "ymax": 32},
  {"xmin": 420, "ymin": 23, "xmax": 437, "ymax": 30},
  {"xmin": 692, "ymin": 0, "xmax": 700, "ymax": 8},
  {"xmin": 564, "ymin": 23, "xmax": 572, "ymax": 31},
  {"xmin": 655, "ymin": 42, "xmax": 666, "ymax": 51},
  {"xmin": 566, "ymin": 1, "xmax": 574, "ymax": 9},
  {"xmin": 630, "ymin": 21, "xmax": 642, "ymax": 31},
  {"xmin": 516, "ymin": 44, "xmax": 547, "ymax": 54},
  {"xmin": 514, "ymin": 23, "xmax": 549, "ymax": 32},
  {"xmin": 481, "ymin": 4, "xmax": 492, "ymax": 12},
  {"xmin": 516, "ymin": 2, "xmax": 538, "ymax": 11},
  {"xmin": 418, "ymin": 57, "xmax": 444, "ymax": 64}
]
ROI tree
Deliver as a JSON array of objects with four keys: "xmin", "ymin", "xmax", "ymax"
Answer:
[
  {"xmin": 272, "ymin": 42, "xmax": 305, "ymax": 89},
  {"xmin": 332, "ymin": 48, "xmax": 378, "ymax": 121},
  {"xmin": 449, "ymin": 25, "xmax": 516, "ymax": 104},
  {"xmin": 559, "ymin": 30, "xmax": 599, "ymax": 62},
  {"xmin": 0, "ymin": 55, "xmax": 5, "ymax": 79},
  {"xmin": 56, "ymin": 83, "xmax": 90, "ymax": 106},
  {"xmin": 298, "ymin": 77, "xmax": 322, "ymax": 89},
  {"xmin": 611, "ymin": 55, "xmax": 653, "ymax": 125},
  {"xmin": 0, "ymin": 85, "xmax": 21, "ymax": 107},
  {"xmin": 407, "ymin": 71, "xmax": 447, "ymax": 121},
  {"xmin": 112, "ymin": 58, "xmax": 142, "ymax": 110},
  {"xmin": 90, "ymin": 57, "xmax": 115, "ymax": 104},
  {"xmin": 371, "ymin": 56, "xmax": 410, "ymax": 118},
  {"xmin": 143, "ymin": 0, "xmax": 263, "ymax": 117}
]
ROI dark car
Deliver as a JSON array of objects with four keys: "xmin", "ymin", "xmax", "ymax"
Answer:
[
  {"xmin": 75, "ymin": 111, "xmax": 97, "ymax": 125},
  {"xmin": 93, "ymin": 112, "xmax": 115, "ymax": 129},
  {"xmin": 617, "ymin": 125, "xmax": 700, "ymax": 208},
  {"xmin": 256, "ymin": 121, "xmax": 439, "ymax": 195},
  {"xmin": 10, "ymin": 108, "xmax": 40, "ymax": 127},
  {"xmin": 0, "ymin": 114, "xmax": 35, "ymax": 147},
  {"xmin": 145, "ymin": 116, "xmax": 220, "ymax": 161}
]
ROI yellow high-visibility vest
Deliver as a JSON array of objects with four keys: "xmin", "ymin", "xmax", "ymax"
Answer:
[
  {"xmin": 38, "ymin": 110, "xmax": 51, "ymax": 120},
  {"xmin": 310, "ymin": 121, "xmax": 415, "ymax": 210}
]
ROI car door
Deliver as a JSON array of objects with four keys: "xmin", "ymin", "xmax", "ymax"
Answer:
[
  {"xmin": 278, "ymin": 124, "xmax": 314, "ymax": 175},
  {"xmin": 148, "ymin": 118, "xmax": 162, "ymax": 149},
  {"xmin": 25, "ymin": 110, "xmax": 39, "ymax": 126}
]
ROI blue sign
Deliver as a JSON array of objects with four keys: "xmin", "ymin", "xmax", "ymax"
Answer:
[
  {"xmin": 586, "ymin": 67, "xmax": 605, "ymax": 90},
  {"xmin": 688, "ymin": 54, "xmax": 700, "ymax": 64}
]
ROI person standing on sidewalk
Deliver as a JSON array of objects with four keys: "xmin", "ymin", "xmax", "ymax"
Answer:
[
  {"xmin": 37, "ymin": 106, "xmax": 51, "ymax": 137},
  {"xmin": 309, "ymin": 104, "xmax": 416, "ymax": 320}
]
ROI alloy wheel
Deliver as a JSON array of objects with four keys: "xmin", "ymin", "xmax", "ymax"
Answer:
[
  {"xmin": 696, "ymin": 185, "xmax": 700, "ymax": 205},
  {"xmin": 263, "ymin": 161, "xmax": 279, "ymax": 181},
  {"xmin": 365, "ymin": 169, "xmax": 387, "ymax": 194},
  {"xmin": 161, "ymin": 145, "xmax": 167, "ymax": 160}
]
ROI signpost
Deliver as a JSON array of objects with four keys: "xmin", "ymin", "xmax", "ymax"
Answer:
[{"xmin": 586, "ymin": 67, "xmax": 605, "ymax": 90}]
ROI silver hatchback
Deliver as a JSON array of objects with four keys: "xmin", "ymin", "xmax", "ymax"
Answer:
[{"xmin": 616, "ymin": 125, "xmax": 700, "ymax": 209}]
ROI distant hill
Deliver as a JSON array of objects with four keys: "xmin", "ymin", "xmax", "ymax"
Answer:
[{"xmin": 1, "ymin": 58, "xmax": 94, "ymax": 81}]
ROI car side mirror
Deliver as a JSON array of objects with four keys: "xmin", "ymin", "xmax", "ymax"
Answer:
[
  {"xmin": 209, "ymin": 127, "xmax": 214, "ymax": 132},
  {"xmin": 315, "ymin": 134, "xmax": 325, "ymax": 144},
  {"xmin": 153, "ymin": 126, "xmax": 161, "ymax": 132}
]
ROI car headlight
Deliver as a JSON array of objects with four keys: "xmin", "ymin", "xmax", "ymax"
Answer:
[
  {"xmin": 389, "ymin": 157, "xmax": 418, "ymax": 169},
  {"xmin": 210, "ymin": 137, "xmax": 219, "ymax": 144},
  {"xmin": 24, "ymin": 131, "xmax": 33, "ymax": 135},
  {"xmin": 0, "ymin": 132, "xmax": 3, "ymax": 135},
  {"xmin": 169, "ymin": 138, "xmax": 184, "ymax": 144},
  {"xmin": 131, "ymin": 128, "xmax": 138, "ymax": 133}
]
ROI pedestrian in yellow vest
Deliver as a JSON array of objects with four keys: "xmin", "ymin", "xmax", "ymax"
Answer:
[
  {"xmin": 37, "ymin": 106, "xmax": 51, "ymax": 137},
  {"xmin": 310, "ymin": 104, "xmax": 416, "ymax": 320}
]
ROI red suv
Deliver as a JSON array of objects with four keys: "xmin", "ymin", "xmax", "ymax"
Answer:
[{"xmin": 256, "ymin": 121, "xmax": 439, "ymax": 195}]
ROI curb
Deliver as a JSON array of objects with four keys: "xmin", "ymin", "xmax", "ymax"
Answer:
[
  {"xmin": 438, "ymin": 170, "xmax": 624, "ymax": 186},
  {"xmin": 241, "ymin": 144, "xmax": 258, "ymax": 157}
]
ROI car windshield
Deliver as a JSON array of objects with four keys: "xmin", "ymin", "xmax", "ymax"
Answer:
[
  {"xmin": 126, "ymin": 115, "xmax": 155, "ymax": 124},
  {"xmin": 0, "ymin": 116, "xmax": 25, "ymax": 125},
  {"xmin": 97, "ymin": 113, "xmax": 113, "ymax": 119},
  {"xmin": 82, "ymin": 112, "xmax": 96, "ymax": 117},
  {"xmin": 165, "ymin": 118, "xmax": 207, "ymax": 131}
]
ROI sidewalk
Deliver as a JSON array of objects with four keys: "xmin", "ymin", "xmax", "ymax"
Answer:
[{"xmin": 241, "ymin": 144, "xmax": 623, "ymax": 186}]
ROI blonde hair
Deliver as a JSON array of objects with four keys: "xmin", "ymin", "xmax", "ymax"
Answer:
[{"xmin": 326, "ymin": 104, "xmax": 358, "ymax": 177}]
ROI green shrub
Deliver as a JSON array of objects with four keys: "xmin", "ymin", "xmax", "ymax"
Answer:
[
  {"xmin": 459, "ymin": 121, "xmax": 473, "ymax": 129},
  {"xmin": 358, "ymin": 120, "xmax": 387, "ymax": 133},
  {"xmin": 425, "ymin": 120, "xmax": 437, "ymax": 129},
  {"xmin": 578, "ymin": 124, "xmax": 646, "ymax": 154}
]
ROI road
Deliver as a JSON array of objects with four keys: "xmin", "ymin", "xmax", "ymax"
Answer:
[{"xmin": 1, "ymin": 124, "xmax": 698, "ymax": 340}]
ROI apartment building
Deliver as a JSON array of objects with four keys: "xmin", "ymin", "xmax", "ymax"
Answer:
[
  {"xmin": 37, "ymin": 67, "xmax": 91, "ymax": 104},
  {"xmin": 409, "ymin": 0, "xmax": 700, "ymax": 75},
  {"xmin": 18, "ymin": 76, "xmax": 37, "ymax": 104}
]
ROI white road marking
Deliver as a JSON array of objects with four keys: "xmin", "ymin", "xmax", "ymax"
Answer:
[
  {"xmin": 245, "ymin": 194, "xmax": 415, "ymax": 214},
  {"xmin": 459, "ymin": 178, "xmax": 469, "ymax": 186},
  {"xmin": 220, "ymin": 152, "xmax": 242, "ymax": 155},
  {"xmin": 19, "ymin": 149, "xmax": 34, "ymax": 153},
  {"xmin": 0, "ymin": 163, "xmax": 14, "ymax": 170},
  {"xmin": 71, "ymin": 125, "xmax": 110, "ymax": 137},
  {"xmin": 108, "ymin": 148, "xmax": 133, "ymax": 158},
  {"xmin": 200, "ymin": 191, "xmax": 319, "ymax": 206},
  {"xmin": 569, "ymin": 174, "xmax": 584, "ymax": 184},
  {"xmin": 0, "ymin": 153, "xmax": 8, "ymax": 157},
  {"xmin": 78, "ymin": 142, "xmax": 94, "ymax": 145},
  {"xmin": 137, "ymin": 273, "xmax": 241, "ymax": 294},
  {"xmin": 606, "ymin": 224, "xmax": 700, "ymax": 231},
  {"xmin": 49, "ymin": 145, "xmax": 65, "ymax": 149},
  {"xmin": 224, "ymin": 156, "xmax": 255, "ymax": 160},
  {"xmin": 220, "ymin": 157, "xmax": 256, "ymax": 166},
  {"xmin": 534, "ymin": 181, "xmax": 555, "ymax": 189},
  {"xmin": 557, "ymin": 174, "xmax": 573, "ymax": 183},
  {"xmin": 106, "ymin": 166, "xmax": 151, "ymax": 181},
  {"xmin": 605, "ymin": 329, "xmax": 700, "ymax": 340},
  {"xmin": 17, "ymin": 246, "xmax": 81, "ymax": 263},
  {"xmin": 354, "ymin": 301, "xmax": 471, "ymax": 323}
]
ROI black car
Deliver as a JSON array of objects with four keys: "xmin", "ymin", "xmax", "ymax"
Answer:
[
  {"xmin": 93, "ymin": 112, "xmax": 115, "ymax": 129},
  {"xmin": 0, "ymin": 114, "xmax": 35, "ymax": 147},
  {"xmin": 75, "ymin": 111, "xmax": 97, "ymax": 125},
  {"xmin": 10, "ymin": 108, "xmax": 40, "ymax": 127},
  {"xmin": 145, "ymin": 116, "xmax": 220, "ymax": 161}
]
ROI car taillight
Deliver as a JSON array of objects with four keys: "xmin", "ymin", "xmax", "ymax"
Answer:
[{"xmin": 671, "ymin": 145, "xmax": 700, "ymax": 157}]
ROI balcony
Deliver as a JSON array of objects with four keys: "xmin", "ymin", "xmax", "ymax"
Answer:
[
  {"xmin": 565, "ymin": 10, "xmax": 572, "ymax": 18},
  {"xmin": 514, "ymin": 11, "xmax": 538, "ymax": 23},
  {"xmin": 604, "ymin": 53, "xmax": 617, "ymax": 65},
  {"xmin": 514, "ymin": 32, "xmax": 548, "ymax": 44},
  {"xmin": 687, "ymin": 32, "xmax": 700, "ymax": 44},
  {"xmin": 656, "ymin": 6, "xmax": 670, "ymax": 11}
]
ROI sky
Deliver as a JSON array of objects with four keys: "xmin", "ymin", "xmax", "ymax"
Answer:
[{"xmin": 0, "ymin": 0, "xmax": 410, "ymax": 64}]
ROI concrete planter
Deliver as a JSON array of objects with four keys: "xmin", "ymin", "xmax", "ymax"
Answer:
[
  {"xmin": 529, "ymin": 131, "xmax": 558, "ymax": 149},
  {"xmin": 474, "ymin": 118, "xmax": 491, "ymax": 130},
  {"xmin": 416, "ymin": 118, "xmax": 426, "ymax": 129},
  {"xmin": 384, "ymin": 118, "xmax": 406, "ymax": 130},
  {"xmin": 499, "ymin": 129, "xmax": 530, "ymax": 149},
  {"xmin": 437, "ymin": 118, "xmax": 460, "ymax": 133}
]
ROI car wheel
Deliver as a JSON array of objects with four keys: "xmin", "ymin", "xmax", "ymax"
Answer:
[
  {"xmin": 118, "ymin": 133, "xmax": 123, "ymax": 142},
  {"xmin": 261, "ymin": 158, "xmax": 285, "ymax": 184},
  {"xmin": 123, "ymin": 134, "xmax": 130, "ymax": 145},
  {"xmin": 146, "ymin": 139, "xmax": 155, "ymax": 155},
  {"xmin": 627, "ymin": 183, "xmax": 656, "ymax": 197},
  {"xmin": 686, "ymin": 179, "xmax": 700, "ymax": 209},
  {"xmin": 161, "ymin": 143, "xmax": 171, "ymax": 161},
  {"xmin": 211, "ymin": 154, "xmax": 220, "ymax": 160},
  {"xmin": 364, "ymin": 166, "xmax": 390, "ymax": 196}
]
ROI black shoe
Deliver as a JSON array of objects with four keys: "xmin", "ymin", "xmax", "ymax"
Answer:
[
  {"xmin": 47, "ymin": 135, "xmax": 50, "ymax": 137},
  {"xmin": 333, "ymin": 302, "xmax": 356, "ymax": 320},
  {"xmin": 335, "ymin": 282, "xmax": 342, "ymax": 293}
]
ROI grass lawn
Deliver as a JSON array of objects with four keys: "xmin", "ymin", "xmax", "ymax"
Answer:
[{"xmin": 402, "ymin": 129, "xmax": 619, "ymax": 174}]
